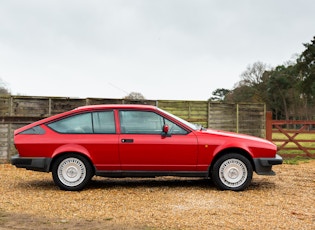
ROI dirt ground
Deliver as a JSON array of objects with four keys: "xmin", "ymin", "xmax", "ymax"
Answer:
[{"xmin": 0, "ymin": 160, "xmax": 314, "ymax": 230}]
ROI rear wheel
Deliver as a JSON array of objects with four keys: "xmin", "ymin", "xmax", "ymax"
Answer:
[
  {"xmin": 211, "ymin": 153, "xmax": 253, "ymax": 191},
  {"xmin": 52, "ymin": 154, "xmax": 93, "ymax": 191}
]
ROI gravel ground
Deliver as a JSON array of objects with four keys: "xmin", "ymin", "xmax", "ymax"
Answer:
[{"xmin": 0, "ymin": 161, "xmax": 314, "ymax": 230}]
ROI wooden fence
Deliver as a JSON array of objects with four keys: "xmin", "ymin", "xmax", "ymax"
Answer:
[
  {"xmin": 266, "ymin": 112, "xmax": 315, "ymax": 158},
  {"xmin": 0, "ymin": 95, "xmax": 266, "ymax": 162}
]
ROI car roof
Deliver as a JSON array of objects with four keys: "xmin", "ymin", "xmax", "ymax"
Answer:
[
  {"xmin": 14, "ymin": 104, "xmax": 158, "ymax": 134},
  {"xmin": 75, "ymin": 104, "xmax": 157, "ymax": 112}
]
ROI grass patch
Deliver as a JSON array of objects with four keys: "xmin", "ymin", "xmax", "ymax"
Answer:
[{"xmin": 283, "ymin": 156, "xmax": 310, "ymax": 165}]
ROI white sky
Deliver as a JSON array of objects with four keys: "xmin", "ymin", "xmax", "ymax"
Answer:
[{"xmin": 0, "ymin": 0, "xmax": 314, "ymax": 100}]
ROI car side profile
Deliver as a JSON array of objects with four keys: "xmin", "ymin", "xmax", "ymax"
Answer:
[{"xmin": 11, "ymin": 104, "xmax": 282, "ymax": 191}]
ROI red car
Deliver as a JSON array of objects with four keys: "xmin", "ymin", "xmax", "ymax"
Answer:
[{"xmin": 11, "ymin": 104, "xmax": 282, "ymax": 191}]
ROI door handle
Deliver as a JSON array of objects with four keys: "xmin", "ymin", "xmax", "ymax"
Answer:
[{"xmin": 121, "ymin": 139, "xmax": 134, "ymax": 143}]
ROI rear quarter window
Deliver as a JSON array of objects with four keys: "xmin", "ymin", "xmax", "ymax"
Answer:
[
  {"xmin": 47, "ymin": 111, "xmax": 115, "ymax": 134},
  {"xmin": 19, "ymin": 125, "xmax": 46, "ymax": 135}
]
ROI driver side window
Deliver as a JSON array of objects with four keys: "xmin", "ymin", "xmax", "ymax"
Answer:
[
  {"xmin": 119, "ymin": 110, "xmax": 188, "ymax": 135},
  {"xmin": 119, "ymin": 111, "xmax": 163, "ymax": 134}
]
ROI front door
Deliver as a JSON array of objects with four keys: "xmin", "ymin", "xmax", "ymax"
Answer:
[{"xmin": 118, "ymin": 110, "xmax": 198, "ymax": 171}]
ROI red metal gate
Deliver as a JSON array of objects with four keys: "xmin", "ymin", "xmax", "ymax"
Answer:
[{"xmin": 266, "ymin": 112, "xmax": 315, "ymax": 158}]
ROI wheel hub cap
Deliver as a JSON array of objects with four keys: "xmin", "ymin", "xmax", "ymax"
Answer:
[
  {"xmin": 66, "ymin": 166, "xmax": 78, "ymax": 178},
  {"xmin": 219, "ymin": 158, "xmax": 248, "ymax": 188},
  {"xmin": 228, "ymin": 167, "xmax": 239, "ymax": 179}
]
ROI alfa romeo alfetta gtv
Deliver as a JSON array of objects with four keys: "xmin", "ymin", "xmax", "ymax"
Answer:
[{"xmin": 11, "ymin": 104, "xmax": 282, "ymax": 191}]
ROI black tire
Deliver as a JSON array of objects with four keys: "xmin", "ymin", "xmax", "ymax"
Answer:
[
  {"xmin": 211, "ymin": 153, "xmax": 253, "ymax": 191},
  {"xmin": 52, "ymin": 153, "xmax": 93, "ymax": 191}
]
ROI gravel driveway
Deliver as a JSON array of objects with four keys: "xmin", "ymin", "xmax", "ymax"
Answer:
[{"xmin": 0, "ymin": 161, "xmax": 314, "ymax": 229}]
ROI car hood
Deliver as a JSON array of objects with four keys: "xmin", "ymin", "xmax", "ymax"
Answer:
[{"xmin": 201, "ymin": 128, "xmax": 275, "ymax": 146}]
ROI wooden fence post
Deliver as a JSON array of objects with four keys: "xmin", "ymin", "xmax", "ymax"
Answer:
[{"xmin": 266, "ymin": 111, "xmax": 272, "ymax": 141}]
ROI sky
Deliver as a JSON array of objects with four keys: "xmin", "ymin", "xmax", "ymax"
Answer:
[{"xmin": 0, "ymin": 0, "xmax": 315, "ymax": 101}]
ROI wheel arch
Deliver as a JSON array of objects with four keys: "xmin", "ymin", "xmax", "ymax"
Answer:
[
  {"xmin": 209, "ymin": 147, "xmax": 255, "ymax": 176},
  {"xmin": 49, "ymin": 144, "xmax": 95, "ymax": 171},
  {"xmin": 49, "ymin": 151, "xmax": 95, "ymax": 174}
]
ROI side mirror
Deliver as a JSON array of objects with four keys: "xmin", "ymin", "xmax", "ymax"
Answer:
[
  {"xmin": 162, "ymin": 124, "xmax": 171, "ymax": 137},
  {"xmin": 163, "ymin": 124, "xmax": 169, "ymax": 134}
]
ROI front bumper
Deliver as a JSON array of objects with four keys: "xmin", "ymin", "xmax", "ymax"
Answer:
[
  {"xmin": 11, "ymin": 154, "xmax": 52, "ymax": 172},
  {"xmin": 253, "ymin": 154, "xmax": 283, "ymax": 175}
]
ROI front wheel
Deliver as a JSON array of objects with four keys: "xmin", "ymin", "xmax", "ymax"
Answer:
[
  {"xmin": 52, "ymin": 154, "xmax": 93, "ymax": 191},
  {"xmin": 211, "ymin": 153, "xmax": 253, "ymax": 191}
]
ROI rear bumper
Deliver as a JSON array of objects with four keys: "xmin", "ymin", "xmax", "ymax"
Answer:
[
  {"xmin": 11, "ymin": 154, "xmax": 51, "ymax": 172},
  {"xmin": 253, "ymin": 154, "xmax": 283, "ymax": 175}
]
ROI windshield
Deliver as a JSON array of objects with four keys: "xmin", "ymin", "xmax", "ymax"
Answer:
[{"xmin": 157, "ymin": 108, "xmax": 199, "ymax": 130}]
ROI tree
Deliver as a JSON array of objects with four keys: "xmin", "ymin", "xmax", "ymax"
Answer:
[
  {"xmin": 0, "ymin": 78, "xmax": 10, "ymax": 95},
  {"xmin": 265, "ymin": 65, "xmax": 299, "ymax": 120},
  {"xmin": 224, "ymin": 84, "xmax": 257, "ymax": 103},
  {"xmin": 209, "ymin": 88, "xmax": 230, "ymax": 101},
  {"xmin": 239, "ymin": 62, "xmax": 271, "ymax": 103},
  {"xmin": 240, "ymin": 61, "xmax": 268, "ymax": 87},
  {"xmin": 225, "ymin": 62, "xmax": 270, "ymax": 103},
  {"xmin": 223, "ymin": 37, "xmax": 315, "ymax": 120},
  {"xmin": 296, "ymin": 36, "xmax": 315, "ymax": 103},
  {"xmin": 124, "ymin": 92, "xmax": 145, "ymax": 100}
]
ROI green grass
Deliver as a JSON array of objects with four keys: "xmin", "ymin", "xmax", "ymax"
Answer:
[{"xmin": 283, "ymin": 156, "xmax": 310, "ymax": 165}]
